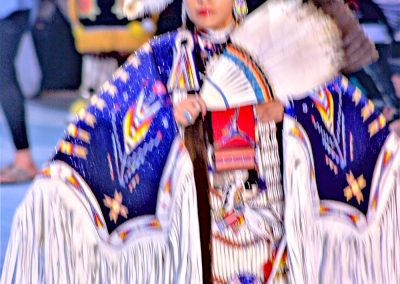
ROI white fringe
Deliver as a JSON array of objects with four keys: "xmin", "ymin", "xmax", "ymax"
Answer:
[
  {"xmin": 1, "ymin": 152, "xmax": 202, "ymax": 283},
  {"xmin": 283, "ymin": 116, "xmax": 400, "ymax": 284}
]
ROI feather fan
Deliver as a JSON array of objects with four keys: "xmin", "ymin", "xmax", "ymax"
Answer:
[{"xmin": 201, "ymin": 0, "xmax": 344, "ymax": 110}]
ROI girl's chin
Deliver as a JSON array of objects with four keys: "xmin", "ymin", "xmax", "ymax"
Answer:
[{"xmin": 196, "ymin": 21, "xmax": 226, "ymax": 31}]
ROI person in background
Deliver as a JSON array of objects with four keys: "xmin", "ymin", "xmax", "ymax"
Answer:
[
  {"xmin": 373, "ymin": 0, "xmax": 400, "ymax": 41},
  {"xmin": 67, "ymin": 0, "xmax": 157, "ymax": 115},
  {"xmin": 373, "ymin": 0, "xmax": 400, "ymax": 133},
  {"xmin": 345, "ymin": 0, "xmax": 400, "ymax": 133},
  {"xmin": 0, "ymin": 0, "xmax": 39, "ymax": 184}
]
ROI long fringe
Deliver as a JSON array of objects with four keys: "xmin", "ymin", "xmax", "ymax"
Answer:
[
  {"xmin": 283, "ymin": 118, "xmax": 400, "ymax": 284},
  {"xmin": 1, "ymin": 153, "xmax": 201, "ymax": 283}
]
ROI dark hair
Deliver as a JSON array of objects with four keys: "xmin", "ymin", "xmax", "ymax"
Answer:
[{"xmin": 156, "ymin": 0, "xmax": 183, "ymax": 34}]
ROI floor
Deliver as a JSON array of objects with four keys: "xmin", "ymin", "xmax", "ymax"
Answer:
[{"xmin": 0, "ymin": 91, "xmax": 76, "ymax": 274}]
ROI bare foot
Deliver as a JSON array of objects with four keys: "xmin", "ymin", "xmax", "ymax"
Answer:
[{"xmin": 14, "ymin": 149, "xmax": 37, "ymax": 171}]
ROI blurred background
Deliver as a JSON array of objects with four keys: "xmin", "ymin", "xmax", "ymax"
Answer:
[{"xmin": 0, "ymin": 0, "xmax": 399, "ymax": 273}]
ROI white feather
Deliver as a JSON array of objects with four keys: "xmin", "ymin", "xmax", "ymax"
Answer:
[
  {"xmin": 201, "ymin": 0, "xmax": 343, "ymax": 110},
  {"xmin": 123, "ymin": 0, "xmax": 174, "ymax": 20}
]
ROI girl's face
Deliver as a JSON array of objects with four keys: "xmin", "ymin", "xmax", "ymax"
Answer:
[{"xmin": 184, "ymin": 0, "xmax": 234, "ymax": 30}]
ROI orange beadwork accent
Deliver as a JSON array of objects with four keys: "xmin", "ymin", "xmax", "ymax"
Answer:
[
  {"xmin": 313, "ymin": 88, "xmax": 334, "ymax": 134},
  {"xmin": 349, "ymin": 214, "xmax": 359, "ymax": 224},
  {"xmin": 94, "ymin": 213, "xmax": 103, "ymax": 228},
  {"xmin": 103, "ymin": 191, "xmax": 129, "ymax": 223},
  {"xmin": 164, "ymin": 180, "xmax": 171, "ymax": 193},
  {"xmin": 371, "ymin": 197, "xmax": 377, "ymax": 210},
  {"xmin": 352, "ymin": 88, "xmax": 362, "ymax": 106},
  {"xmin": 368, "ymin": 114, "xmax": 386, "ymax": 137},
  {"xmin": 41, "ymin": 167, "xmax": 51, "ymax": 177},
  {"xmin": 344, "ymin": 172, "xmax": 366, "ymax": 204},
  {"xmin": 383, "ymin": 151, "xmax": 392, "ymax": 166},
  {"xmin": 149, "ymin": 219, "xmax": 161, "ymax": 229},
  {"xmin": 119, "ymin": 231, "xmax": 129, "ymax": 240},
  {"xmin": 361, "ymin": 100, "xmax": 375, "ymax": 122},
  {"xmin": 320, "ymin": 206, "xmax": 330, "ymax": 214}
]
